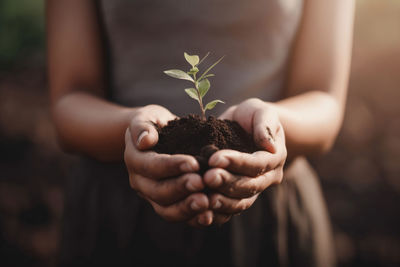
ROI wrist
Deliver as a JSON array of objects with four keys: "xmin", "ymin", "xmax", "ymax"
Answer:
[{"xmin": 122, "ymin": 107, "xmax": 140, "ymax": 127}]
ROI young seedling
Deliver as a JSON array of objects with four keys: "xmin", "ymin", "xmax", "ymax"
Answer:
[{"xmin": 164, "ymin": 52, "xmax": 224, "ymax": 120}]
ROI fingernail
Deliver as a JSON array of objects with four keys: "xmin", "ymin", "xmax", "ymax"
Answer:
[
  {"xmin": 212, "ymin": 156, "xmax": 229, "ymax": 168},
  {"xmin": 210, "ymin": 174, "xmax": 222, "ymax": 187},
  {"xmin": 180, "ymin": 162, "xmax": 196, "ymax": 173},
  {"xmin": 213, "ymin": 200, "xmax": 222, "ymax": 209},
  {"xmin": 191, "ymin": 201, "xmax": 200, "ymax": 211},
  {"xmin": 198, "ymin": 215, "xmax": 211, "ymax": 226},
  {"xmin": 137, "ymin": 131, "xmax": 148, "ymax": 146},
  {"xmin": 186, "ymin": 180, "xmax": 198, "ymax": 192}
]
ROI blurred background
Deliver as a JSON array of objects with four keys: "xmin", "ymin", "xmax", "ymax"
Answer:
[{"xmin": 0, "ymin": 0, "xmax": 399, "ymax": 266}]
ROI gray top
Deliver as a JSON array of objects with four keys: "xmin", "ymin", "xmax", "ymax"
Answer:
[{"xmin": 101, "ymin": 0, "xmax": 303, "ymax": 116}]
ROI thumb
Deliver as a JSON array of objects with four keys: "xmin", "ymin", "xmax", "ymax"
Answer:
[
  {"xmin": 218, "ymin": 105, "xmax": 237, "ymax": 120},
  {"xmin": 253, "ymin": 109, "xmax": 279, "ymax": 153},
  {"xmin": 130, "ymin": 120, "xmax": 159, "ymax": 150}
]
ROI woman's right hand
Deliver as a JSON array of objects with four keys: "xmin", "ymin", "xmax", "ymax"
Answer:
[{"xmin": 124, "ymin": 105, "xmax": 213, "ymax": 227}]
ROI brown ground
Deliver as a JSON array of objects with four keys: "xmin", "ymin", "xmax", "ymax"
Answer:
[
  {"xmin": 0, "ymin": 1, "xmax": 399, "ymax": 266},
  {"xmin": 154, "ymin": 115, "xmax": 257, "ymax": 173}
]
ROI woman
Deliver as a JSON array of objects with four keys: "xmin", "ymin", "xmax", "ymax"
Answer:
[{"xmin": 47, "ymin": 0, "xmax": 354, "ymax": 266}]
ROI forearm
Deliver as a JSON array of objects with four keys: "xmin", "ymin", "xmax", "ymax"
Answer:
[
  {"xmin": 52, "ymin": 91, "xmax": 136, "ymax": 162},
  {"xmin": 271, "ymin": 90, "xmax": 344, "ymax": 159}
]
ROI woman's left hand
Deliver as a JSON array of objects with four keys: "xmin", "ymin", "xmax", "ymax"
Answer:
[{"xmin": 203, "ymin": 98, "xmax": 287, "ymax": 225}]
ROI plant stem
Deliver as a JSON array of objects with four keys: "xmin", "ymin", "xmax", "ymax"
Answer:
[
  {"xmin": 192, "ymin": 74, "xmax": 206, "ymax": 120},
  {"xmin": 194, "ymin": 81, "xmax": 206, "ymax": 121}
]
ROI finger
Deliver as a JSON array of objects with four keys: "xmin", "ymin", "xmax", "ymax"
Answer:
[
  {"xmin": 144, "ymin": 104, "xmax": 178, "ymax": 126},
  {"xmin": 218, "ymin": 105, "xmax": 237, "ymax": 120},
  {"xmin": 188, "ymin": 210, "xmax": 214, "ymax": 227},
  {"xmin": 203, "ymin": 168, "xmax": 278, "ymax": 198},
  {"xmin": 209, "ymin": 193, "xmax": 259, "ymax": 214},
  {"xmin": 253, "ymin": 108, "xmax": 281, "ymax": 153},
  {"xmin": 132, "ymin": 152, "xmax": 199, "ymax": 179},
  {"xmin": 128, "ymin": 105, "xmax": 178, "ymax": 150},
  {"xmin": 131, "ymin": 173, "xmax": 204, "ymax": 206},
  {"xmin": 125, "ymin": 130, "xmax": 199, "ymax": 179},
  {"xmin": 129, "ymin": 119, "xmax": 159, "ymax": 150},
  {"xmin": 148, "ymin": 193, "xmax": 209, "ymax": 222},
  {"xmin": 213, "ymin": 213, "xmax": 232, "ymax": 226},
  {"xmin": 209, "ymin": 149, "xmax": 283, "ymax": 177}
]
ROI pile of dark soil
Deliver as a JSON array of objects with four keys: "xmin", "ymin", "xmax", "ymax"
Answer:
[{"xmin": 154, "ymin": 115, "xmax": 257, "ymax": 173}]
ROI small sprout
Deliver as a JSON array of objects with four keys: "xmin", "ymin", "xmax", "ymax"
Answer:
[{"xmin": 164, "ymin": 52, "xmax": 225, "ymax": 120}]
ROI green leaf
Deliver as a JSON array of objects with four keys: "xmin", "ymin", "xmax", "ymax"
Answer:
[
  {"xmin": 205, "ymin": 100, "xmax": 224, "ymax": 111},
  {"xmin": 187, "ymin": 66, "xmax": 199, "ymax": 75},
  {"xmin": 184, "ymin": 52, "xmax": 199, "ymax": 67},
  {"xmin": 198, "ymin": 79, "xmax": 210, "ymax": 98},
  {"xmin": 198, "ymin": 56, "xmax": 224, "ymax": 81},
  {"xmin": 164, "ymin": 69, "xmax": 194, "ymax": 82},
  {"xmin": 184, "ymin": 88, "xmax": 199, "ymax": 101}
]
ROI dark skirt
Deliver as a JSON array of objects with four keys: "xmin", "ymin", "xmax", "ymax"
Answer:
[{"xmin": 59, "ymin": 157, "xmax": 335, "ymax": 267}]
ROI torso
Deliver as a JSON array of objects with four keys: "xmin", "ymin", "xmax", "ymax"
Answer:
[{"xmin": 100, "ymin": 0, "xmax": 303, "ymax": 116}]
